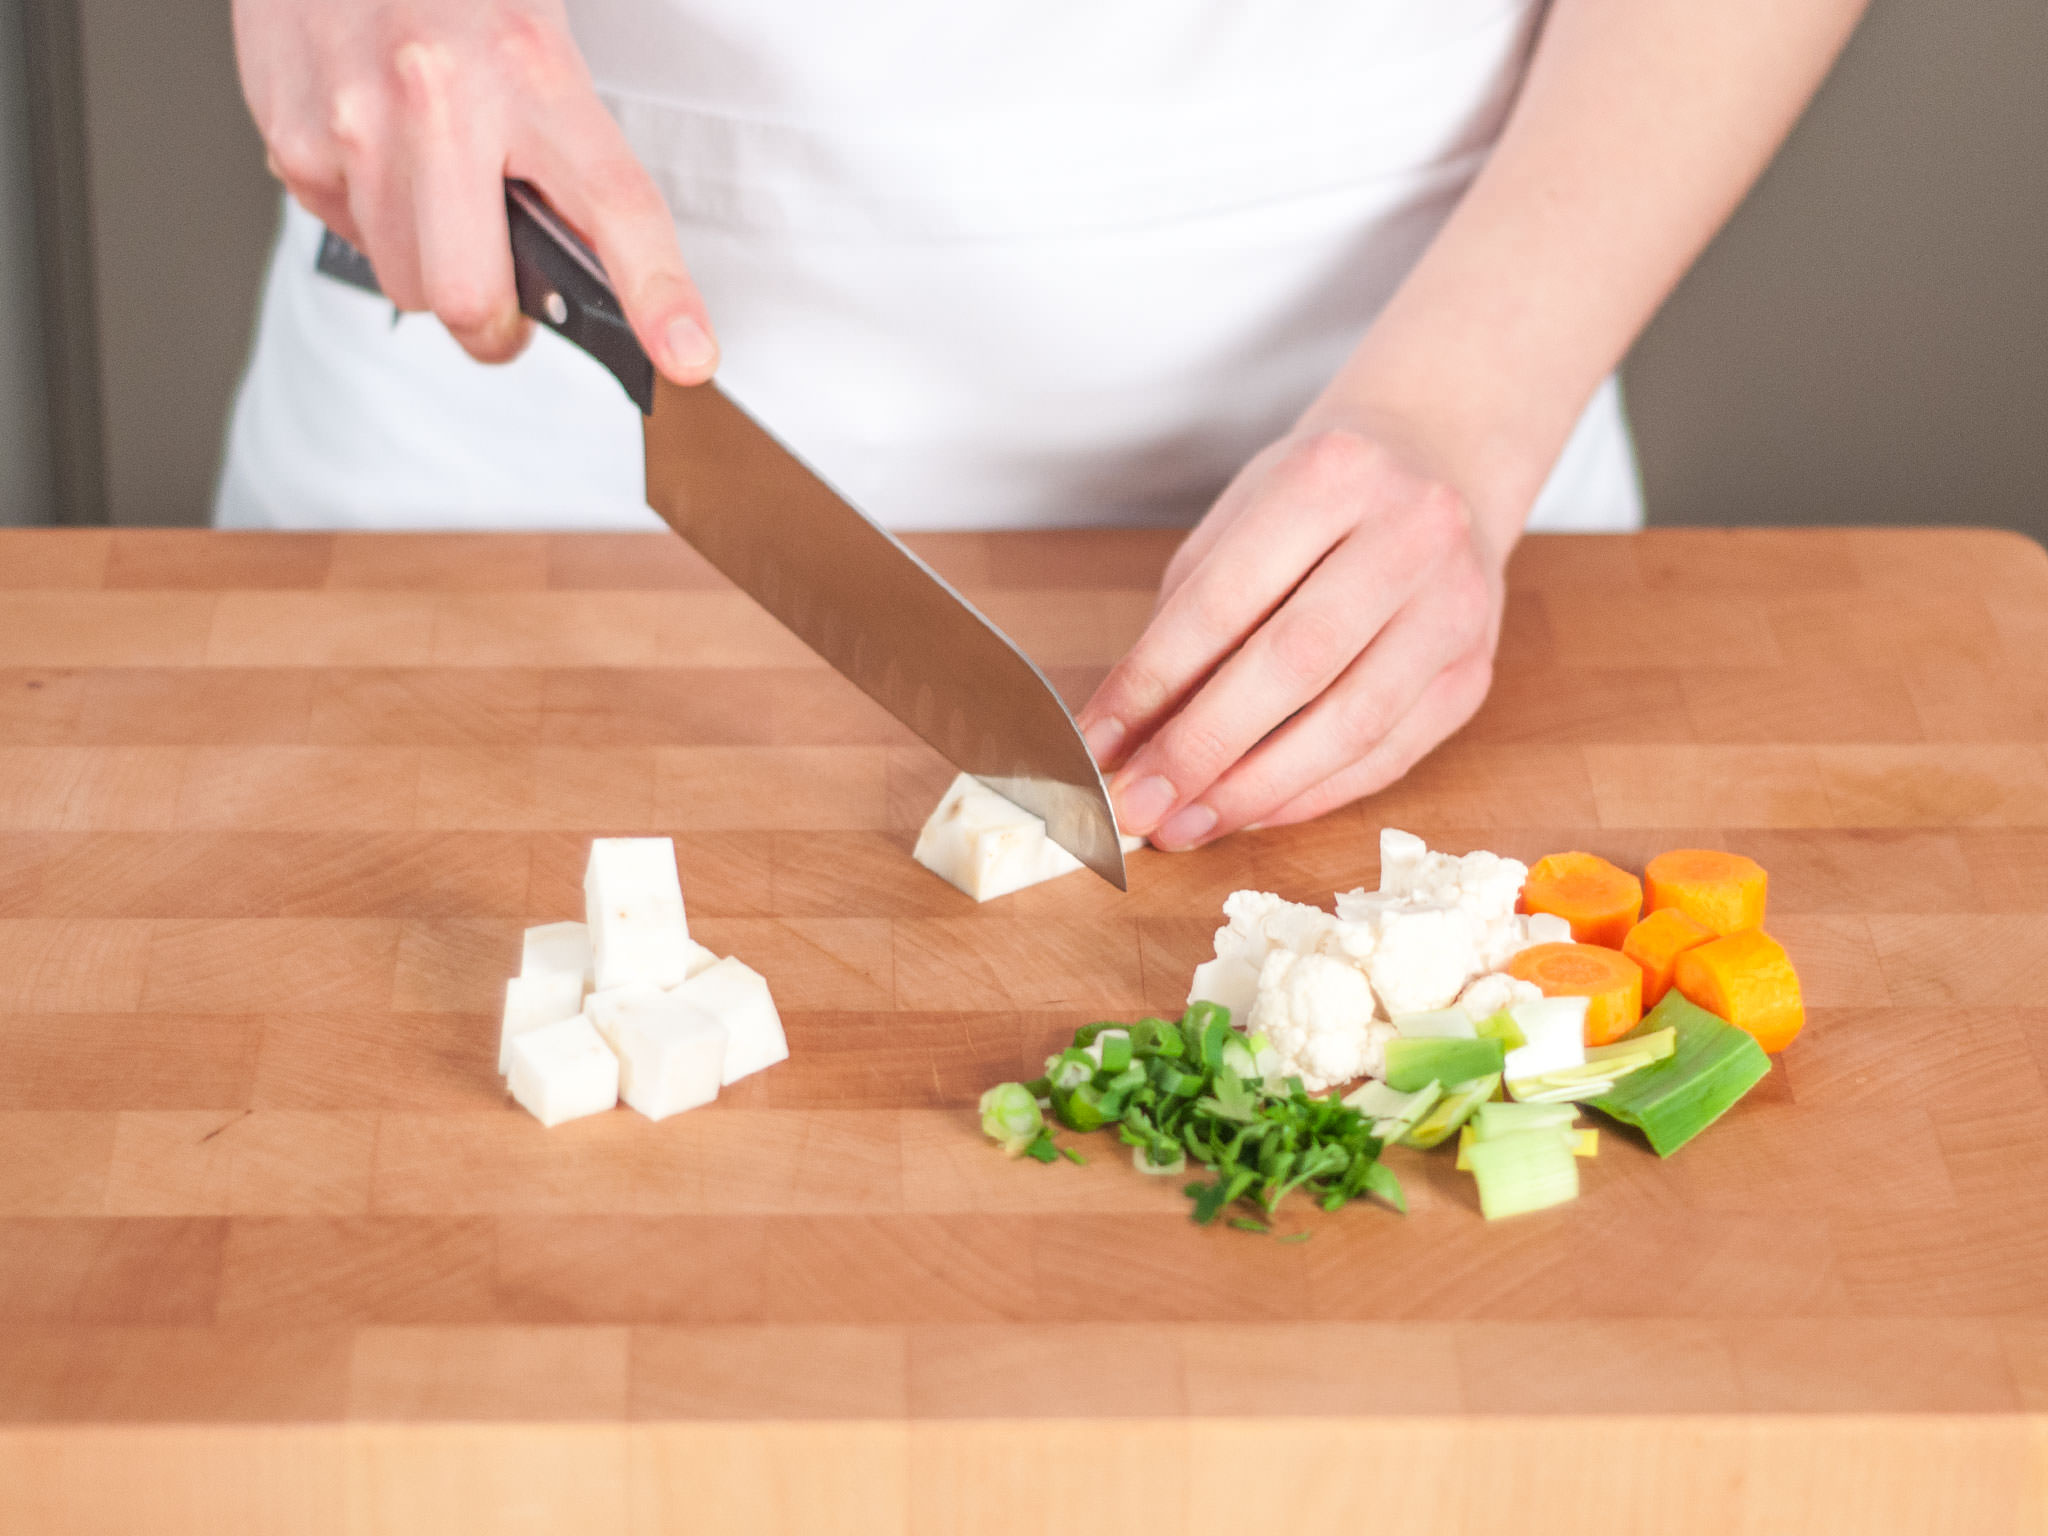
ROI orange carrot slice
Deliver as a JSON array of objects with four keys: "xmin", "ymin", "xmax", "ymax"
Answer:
[
  {"xmin": 1621, "ymin": 907, "xmax": 1717, "ymax": 1010},
  {"xmin": 1520, "ymin": 852, "xmax": 1643, "ymax": 949},
  {"xmin": 1507, "ymin": 942, "xmax": 1645, "ymax": 1046},
  {"xmin": 1644, "ymin": 849, "xmax": 1767, "ymax": 936},
  {"xmin": 1674, "ymin": 929, "xmax": 1804, "ymax": 1053}
]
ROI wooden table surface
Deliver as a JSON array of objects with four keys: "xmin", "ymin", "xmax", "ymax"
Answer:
[{"xmin": 2, "ymin": 526, "xmax": 2045, "ymax": 1534}]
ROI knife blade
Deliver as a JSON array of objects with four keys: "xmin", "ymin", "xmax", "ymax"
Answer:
[{"xmin": 314, "ymin": 183, "xmax": 1126, "ymax": 888}]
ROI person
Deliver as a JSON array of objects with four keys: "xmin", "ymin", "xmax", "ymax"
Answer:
[{"xmin": 224, "ymin": 0, "xmax": 1867, "ymax": 850}]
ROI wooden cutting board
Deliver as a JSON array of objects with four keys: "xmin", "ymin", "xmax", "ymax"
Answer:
[{"xmin": 1, "ymin": 526, "xmax": 2044, "ymax": 1535}]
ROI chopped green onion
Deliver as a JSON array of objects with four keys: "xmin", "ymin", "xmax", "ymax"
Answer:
[
  {"xmin": 1384, "ymin": 1036, "xmax": 1504, "ymax": 1093},
  {"xmin": 1132, "ymin": 1143, "xmax": 1186, "ymax": 1176},
  {"xmin": 1590, "ymin": 993, "xmax": 1771, "ymax": 1156},
  {"xmin": 1467, "ymin": 1126, "xmax": 1580, "ymax": 1219},
  {"xmin": 1128, "ymin": 1018, "xmax": 1184, "ymax": 1057},
  {"xmin": 1095, "ymin": 1029, "xmax": 1134, "ymax": 1073},
  {"xmin": 978, "ymin": 1082, "xmax": 1045, "ymax": 1156}
]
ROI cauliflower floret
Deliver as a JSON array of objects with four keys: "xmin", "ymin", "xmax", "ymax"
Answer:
[
  {"xmin": 1246, "ymin": 950, "xmax": 1388, "ymax": 1092},
  {"xmin": 1221, "ymin": 889, "xmax": 1337, "ymax": 958},
  {"xmin": 1355, "ymin": 827, "xmax": 1527, "ymax": 916},
  {"xmin": 1475, "ymin": 910, "xmax": 1578, "ymax": 971},
  {"xmin": 1361, "ymin": 903, "xmax": 1483, "ymax": 1018},
  {"xmin": 1457, "ymin": 971, "xmax": 1546, "ymax": 1023},
  {"xmin": 1449, "ymin": 849, "xmax": 1529, "ymax": 925},
  {"xmin": 1187, "ymin": 890, "xmax": 1339, "ymax": 1022}
]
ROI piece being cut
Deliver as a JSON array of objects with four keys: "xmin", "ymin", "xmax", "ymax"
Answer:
[
  {"xmin": 521, "ymin": 921, "xmax": 594, "ymax": 991},
  {"xmin": 607, "ymin": 993, "xmax": 728, "ymax": 1122},
  {"xmin": 584, "ymin": 837, "xmax": 696, "ymax": 989},
  {"xmin": 673, "ymin": 956, "xmax": 788, "ymax": 1084},
  {"xmin": 913, "ymin": 772, "xmax": 1083, "ymax": 902},
  {"xmin": 507, "ymin": 1015, "xmax": 620, "ymax": 1128},
  {"xmin": 498, "ymin": 970, "xmax": 584, "ymax": 1075}
]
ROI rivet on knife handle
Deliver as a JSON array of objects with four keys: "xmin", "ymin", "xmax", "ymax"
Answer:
[{"xmin": 312, "ymin": 181, "xmax": 655, "ymax": 414}]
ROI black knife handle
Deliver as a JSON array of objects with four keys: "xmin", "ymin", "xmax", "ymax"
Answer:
[{"xmin": 312, "ymin": 180, "xmax": 655, "ymax": 415}]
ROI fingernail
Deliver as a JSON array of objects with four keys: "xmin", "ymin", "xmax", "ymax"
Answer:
[
  {"xmin": 1113, "ymin": 774, "xmax": 1177, "ymax": 834},
  {"xmin": 1155, "ymin": 802, "xmax": 1218, "ymax": 851},
  {"xmin": 665, "ymin": 315, "xmax": 717, "ymax": 374},
  {"xmin": 1082, "ymin": 716, "xmax": 1125, "ymax": 767}
]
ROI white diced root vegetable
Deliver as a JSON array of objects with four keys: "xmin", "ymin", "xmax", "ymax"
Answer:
[
  {"xmin": 913, "ymin": 773, "xmax": 1084, "ymax": 902},
  {"xmin": 674, "ymin": 957, "xmax": 788, "ymax": 1084},
  {"xmin": 521, "ymin": 921, "xmax": 593, "ymax": 990},
  {"xmin": 1524, "ymin": 913, "xmax": 1573, "ymax": 946},
  {"xmin": 584, "ymin": 837, "xmax": 694, "ymax": 990},
  {"xmin": 503, "ymin": 838, "xmax": 789, "ymax": 1127},
  {"xmin": 499, "ymin": 971, "xmax": 585, "ymax": 1075},
  {"xmin": 609, "ymin": 996, "xmax": 728, "ymax": 1122},
  {"xmin": 507, "ymin": 1016, "xmax": 619, "ymax": 1128},
  {"xmin": 583, "ymin": 983, "xmax": 671, "ymax": 1055}
]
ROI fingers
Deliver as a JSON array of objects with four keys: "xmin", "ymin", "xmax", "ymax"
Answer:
[
  {"xmin": 1101, "ymin": 462, "xmax": 1480, "ymax": 842},
  {"xmin": 238, "ymin": 4, "xmax": 694, "ymax": 375},
  {"xmin": 514, "ymin": 67, "xmax": 717, "ymax": 384},
  {"xmin": 396, "ymin": 40, "xmax": 529, "ymax": 362},
  {"xmin": 1156, "ymin": 588, "xmax": 1491, "ymax": 849},
  {"xmin": 1255, "ymin": 650, "xmax": 1496, "ymax": 831},
  {"xmin": 1077, "ymin": 431, "xmax": 1385, "ymax": 772}
]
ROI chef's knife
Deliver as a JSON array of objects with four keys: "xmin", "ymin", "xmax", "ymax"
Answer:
[{"xmin": 314, "ymin": 183, "xmax": 1125, "ymax": 888}]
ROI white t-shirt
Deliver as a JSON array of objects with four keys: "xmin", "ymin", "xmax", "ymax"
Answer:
[{"xmin": 217, "ymin": 0, "xmax": 1642, "ymax": 533}]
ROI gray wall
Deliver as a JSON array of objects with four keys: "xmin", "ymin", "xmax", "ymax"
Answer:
[
  {"xmin": 75, "ymin": 0, "xmax": 277, "ymax": 526},
  {"xmin": 1625, "ymin": 0, "xmax": 2048, "ymax": 543},
  {"xmin": 12, "ymin": 0, "xmax": 2047, "ymax": 534},
  {"xmin": 0, "ymin": 0, "xmax": 52, "ymax": 525}
]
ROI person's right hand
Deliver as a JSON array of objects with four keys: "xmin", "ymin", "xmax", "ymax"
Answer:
[{"xmin": 234, "ymin": 0, "xmax": 716, "ymax": 380}]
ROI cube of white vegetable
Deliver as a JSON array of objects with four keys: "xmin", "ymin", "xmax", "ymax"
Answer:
[
  {"xmin": 609, "ymin": 994, "xmax": 728, "ymax": 1122},
  {"xmin": 672, "ymin": 956, "xmax": 787, "ymax": 1084},
  {"xmin": 507, "ymin": 1015, "xmax": 620, "ymax": 1128},
  {"xmin": 1504, "ymin": 996, "xmax": 1590, "ymax": 1080},
  {"xmin": 1525, "ymin": 913, "xmax": 1574, "ymax": 946},
  {"xmin": 498, "ymin": 970, "xmax": 586, "ymax": 1075},
  {"xmin": 583, "ymin": 982, "xmax": 670, "ymax": 1054},
  {"xmin": 584, "ymin": 837, "xmax": 694, "ymax": 990},
  {"xmin": 913, "ymin": 773, "xmax": 1083, "ymax": 902},
  {"xmin": 520, "ymin": 921, "xmax": 593, "ymax": 989}
]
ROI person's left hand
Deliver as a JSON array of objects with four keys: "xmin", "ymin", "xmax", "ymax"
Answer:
[{"xmin": 1076, "ymin": 423, "xmax": 1508, "ymax": 850}]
